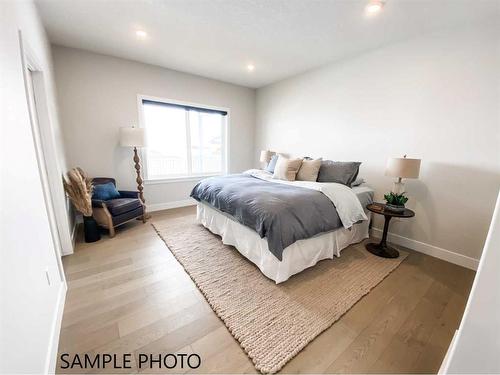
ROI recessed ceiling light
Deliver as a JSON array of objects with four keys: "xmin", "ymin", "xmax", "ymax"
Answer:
[
  {"xmin": 247, "ymin": 64, "xmax": 255, "ymax": 72},
  {"xmin": 135, "ymin": 30, "xmax": 148, "ymax": 39},
  {"xmin": 365, "ymin": 0, "xmax": 384, "ymax": 15}
]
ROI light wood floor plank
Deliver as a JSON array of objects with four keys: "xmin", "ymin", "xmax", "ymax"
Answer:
[
  {"xmin": 369, "ymin": 280, "xmax": 455, "ymax": 373},
  {"xmin": 325, "ymin": 270, "xmax": 435, "ymax": 373},
  {"xmin": 132, "ymin": 311, "xmax": 221, "ymax": 359},
  {"xmin": 410, "ymin": 292, "xmax": 469, "ymax": 374},
  {"xmin": 117, "ymin": 290, "xmax": 205, "ymax": 337}
]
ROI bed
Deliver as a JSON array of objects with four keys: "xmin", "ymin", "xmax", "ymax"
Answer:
[{"xmin": 191, "ymin": 169, "xmax": 374, "ymax": 283}]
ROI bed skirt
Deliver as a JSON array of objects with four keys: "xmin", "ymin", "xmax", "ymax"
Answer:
[{"xmin": 196, "ymin": 202, "xmax": 371, "ymax": 283}]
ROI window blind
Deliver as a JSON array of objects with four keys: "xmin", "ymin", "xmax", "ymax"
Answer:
[{"xmin": 142, "ymin": 99, "xmax": 227, "ymax": 116}]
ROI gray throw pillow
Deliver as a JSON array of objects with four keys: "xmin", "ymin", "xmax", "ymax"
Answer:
[
  {"xmin": 265, "ymin": 154, "xmax": 279, "ymax": 173},
  {"xmin": 317, "ymin": 161, "xmax": 361, "ymax": 186},
  {"xmin": 351, "ymin": 177, "xmax": 365, "ymax": 187}
]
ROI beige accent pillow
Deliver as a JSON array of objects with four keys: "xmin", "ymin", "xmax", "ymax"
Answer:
[
  {"xmin": 273, "ymin": 156, "xmax": 303, "ymax": 181},
  {"xmin": 296, "ymin": 158, "xmax": 322, "ymax": 181}
]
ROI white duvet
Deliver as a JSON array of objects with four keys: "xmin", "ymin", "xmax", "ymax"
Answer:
[{"xmin": 244, "ymin": 169, "xmax": 368, "ymax": 229}]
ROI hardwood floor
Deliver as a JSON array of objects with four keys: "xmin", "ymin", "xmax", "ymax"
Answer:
[{"xmin": 57, "ymin": 206, "xmax": 475, "ymax": 374}]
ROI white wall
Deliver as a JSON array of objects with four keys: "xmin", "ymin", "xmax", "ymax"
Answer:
[
  {"xmin": 52, "ymin": 46, "xmax": 256, "ymax": 211},
  {"xmin": 0, "ymin": 0, "xmax": 66, "ymax": 372},
  {"xmin": 256, "ymin": 24, "xmax": 500, "ymax": 264},
  {"xmin": 3, "ymin": 3, "xmax": 73, "ymax": 257},
  {"xmin": 442, "ymin": 190, "xmax": 500, "ymax": 373}
]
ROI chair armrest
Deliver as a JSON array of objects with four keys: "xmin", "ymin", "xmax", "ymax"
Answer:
[
  {"xmin": 118, "ymin": 190, "xmax": 140, "ymax": 199},
  {"xmin": 92, "ymin": 199, "xmax": 107, "ymax": 208}
]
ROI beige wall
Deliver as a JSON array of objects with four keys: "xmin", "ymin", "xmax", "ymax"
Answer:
[
  {"xmin": 256, "ymin": 24, "xmax": 500, "ymax": 263},
  {"xmin": 52, "ymin": 46, "xmax": 256, "ymax": 209}
]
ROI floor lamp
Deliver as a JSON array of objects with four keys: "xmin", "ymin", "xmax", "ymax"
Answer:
[{"xmin": 120, "ymin": 126, "xmax": 149, "ymax": 218}]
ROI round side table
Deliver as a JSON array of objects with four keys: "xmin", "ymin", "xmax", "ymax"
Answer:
[{"xmin": 365, "ymin": 203, "xmax": 415, "ymax": 258}]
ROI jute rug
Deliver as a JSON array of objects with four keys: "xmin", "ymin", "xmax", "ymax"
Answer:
[{"xmin": 152, "ymin": 214, "xmax": 407, "ymax": 374}]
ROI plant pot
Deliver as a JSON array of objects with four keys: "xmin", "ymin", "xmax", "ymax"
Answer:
[
  {"xmin": 385, "ymin": 203, "xmax": 405, "ymax": 213},
  {"xmin": 83, "ymin": 216, "xmax": 101, "ymax": 243}
]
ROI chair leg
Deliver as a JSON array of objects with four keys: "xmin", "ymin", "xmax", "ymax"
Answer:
[
  {"xmin": 109, "ymin": 226, "xmax": 115, "ymax": 238},
  {"xmin": 142, "ymin": 213, "xmax": 147, "ymax": 223}
]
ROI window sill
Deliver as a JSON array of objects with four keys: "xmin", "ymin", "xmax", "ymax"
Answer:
[{"xmin": 144, "ymin": 174, "xmax": 221, "ymax": 185}]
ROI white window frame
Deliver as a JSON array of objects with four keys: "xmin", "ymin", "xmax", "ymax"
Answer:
[{"xmin": 137, "ymin": 94, "xmax": 230, "ymax": 184}]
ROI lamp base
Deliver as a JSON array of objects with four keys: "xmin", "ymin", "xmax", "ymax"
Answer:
[
  {"xmin": 131, "ymin": 147, "xmax": 150, "ymax": 221},
  {"xmin": 392, "ymin": 181, "xmax": 405, "ymax": 194},
  {"xmin": 137, "ymin": 213, "xmax": 151, "ymax": 221}
]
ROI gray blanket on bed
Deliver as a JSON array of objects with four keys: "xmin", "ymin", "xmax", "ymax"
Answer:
[{"xmin": 190, "ymin": 174, "xmax": 368, "ymax": 261}]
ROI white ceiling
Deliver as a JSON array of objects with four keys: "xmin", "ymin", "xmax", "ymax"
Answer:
[{"xmin": 36, "ymin": 0, "xmax": 498, "ymax": 88}]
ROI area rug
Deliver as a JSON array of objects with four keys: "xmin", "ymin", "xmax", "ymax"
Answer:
[{"xmin": 152, "ymin": 214, "xmax": 407, "ymax": 374}]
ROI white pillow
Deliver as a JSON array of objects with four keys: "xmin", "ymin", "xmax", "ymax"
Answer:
[{"xmin": 273, "ymin": 156, "xmax": 303, "ymax": 181}]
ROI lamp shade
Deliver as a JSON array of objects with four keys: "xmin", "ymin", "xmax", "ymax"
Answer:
[
  {"xmin": 120, "ymin": 127, "xmax": 145, "ymax": 147},
  {"xmin": 260, "ymin": 150, "xmax": 273, "ymax": 163},
  {"xmin": 385, "ymin": 157, "xmax": 421, "ymax": 179}
]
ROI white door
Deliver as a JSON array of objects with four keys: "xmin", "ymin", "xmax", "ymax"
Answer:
[{"xmin": 25, "ymin": 65, "xmax": 66, "ymax": 284}]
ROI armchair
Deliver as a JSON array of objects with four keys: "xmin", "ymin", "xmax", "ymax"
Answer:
[{"xmin": 91, "ymin": 177, "xmax": 145, "ymax": 237}]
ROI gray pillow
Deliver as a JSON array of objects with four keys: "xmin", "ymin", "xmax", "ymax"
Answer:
[
  {"xmin": 265, "ymin": 154, "xmax": 279, "ymax": 173},
  {"xmin": 317, "ymin": 161, "xmax": 361, "ymax": 186},
  {"xmin": 351, "ymin": 177, "xmax": 365, "ymax": 187}
]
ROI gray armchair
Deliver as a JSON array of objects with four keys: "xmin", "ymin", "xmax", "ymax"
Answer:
[{"xmin": 91, "ymin": 177, "xmax": 145, "ymax": 237}]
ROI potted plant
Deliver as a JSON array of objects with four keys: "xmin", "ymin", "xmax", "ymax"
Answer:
[
  {"xmin": 63, "ymin": 167, "xmax": 101, "ymax": 243},
  {"xmin": 383, "ymin": 192, "xmax": 408, "ymax": 213}
]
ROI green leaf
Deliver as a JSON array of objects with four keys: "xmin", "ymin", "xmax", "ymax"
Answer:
[{"xmin": 384, "ymin": 191, "xmax": 409, "ymax": 206}]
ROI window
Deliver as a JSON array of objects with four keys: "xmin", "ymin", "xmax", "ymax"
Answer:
[{"xmin": 140, "ymin": 98, "xmax": 228, "ymax": 181}]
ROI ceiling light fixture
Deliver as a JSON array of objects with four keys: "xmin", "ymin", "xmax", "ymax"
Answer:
[
  {"xmin": 135, "ymin": 30, "xmax": 148, "ymax": 39},
  {"xmin": 247, "ymin": 64, "xmax": 255, "ymax": 72},
  {"xmin": 365, "ymin": 0, "xmax": 385, "ymax": 15}
]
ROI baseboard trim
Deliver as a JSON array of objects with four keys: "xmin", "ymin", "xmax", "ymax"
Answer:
[
  {"xmin": 148, "ymin": 199, "xmax": 196, "ymax": 212},
  {"xmin": 370, "ymin": 228, "xmax": 479, "ymax": 270},
  {"xmin": 45, "ymin": 282, "xmax": 66, "ymax": 374},
  {"xmin": 65, "ymin": 215, "xmax": 83, "ymax": 256}
]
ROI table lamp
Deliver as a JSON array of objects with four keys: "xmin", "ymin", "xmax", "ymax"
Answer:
[
  {"xmin": 385, "ymin": 155, "xmax": 421, "ymax": 194},
  {"xmin": 120, "ymin": 126, "xmax": 146, "ymax": 204}
]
